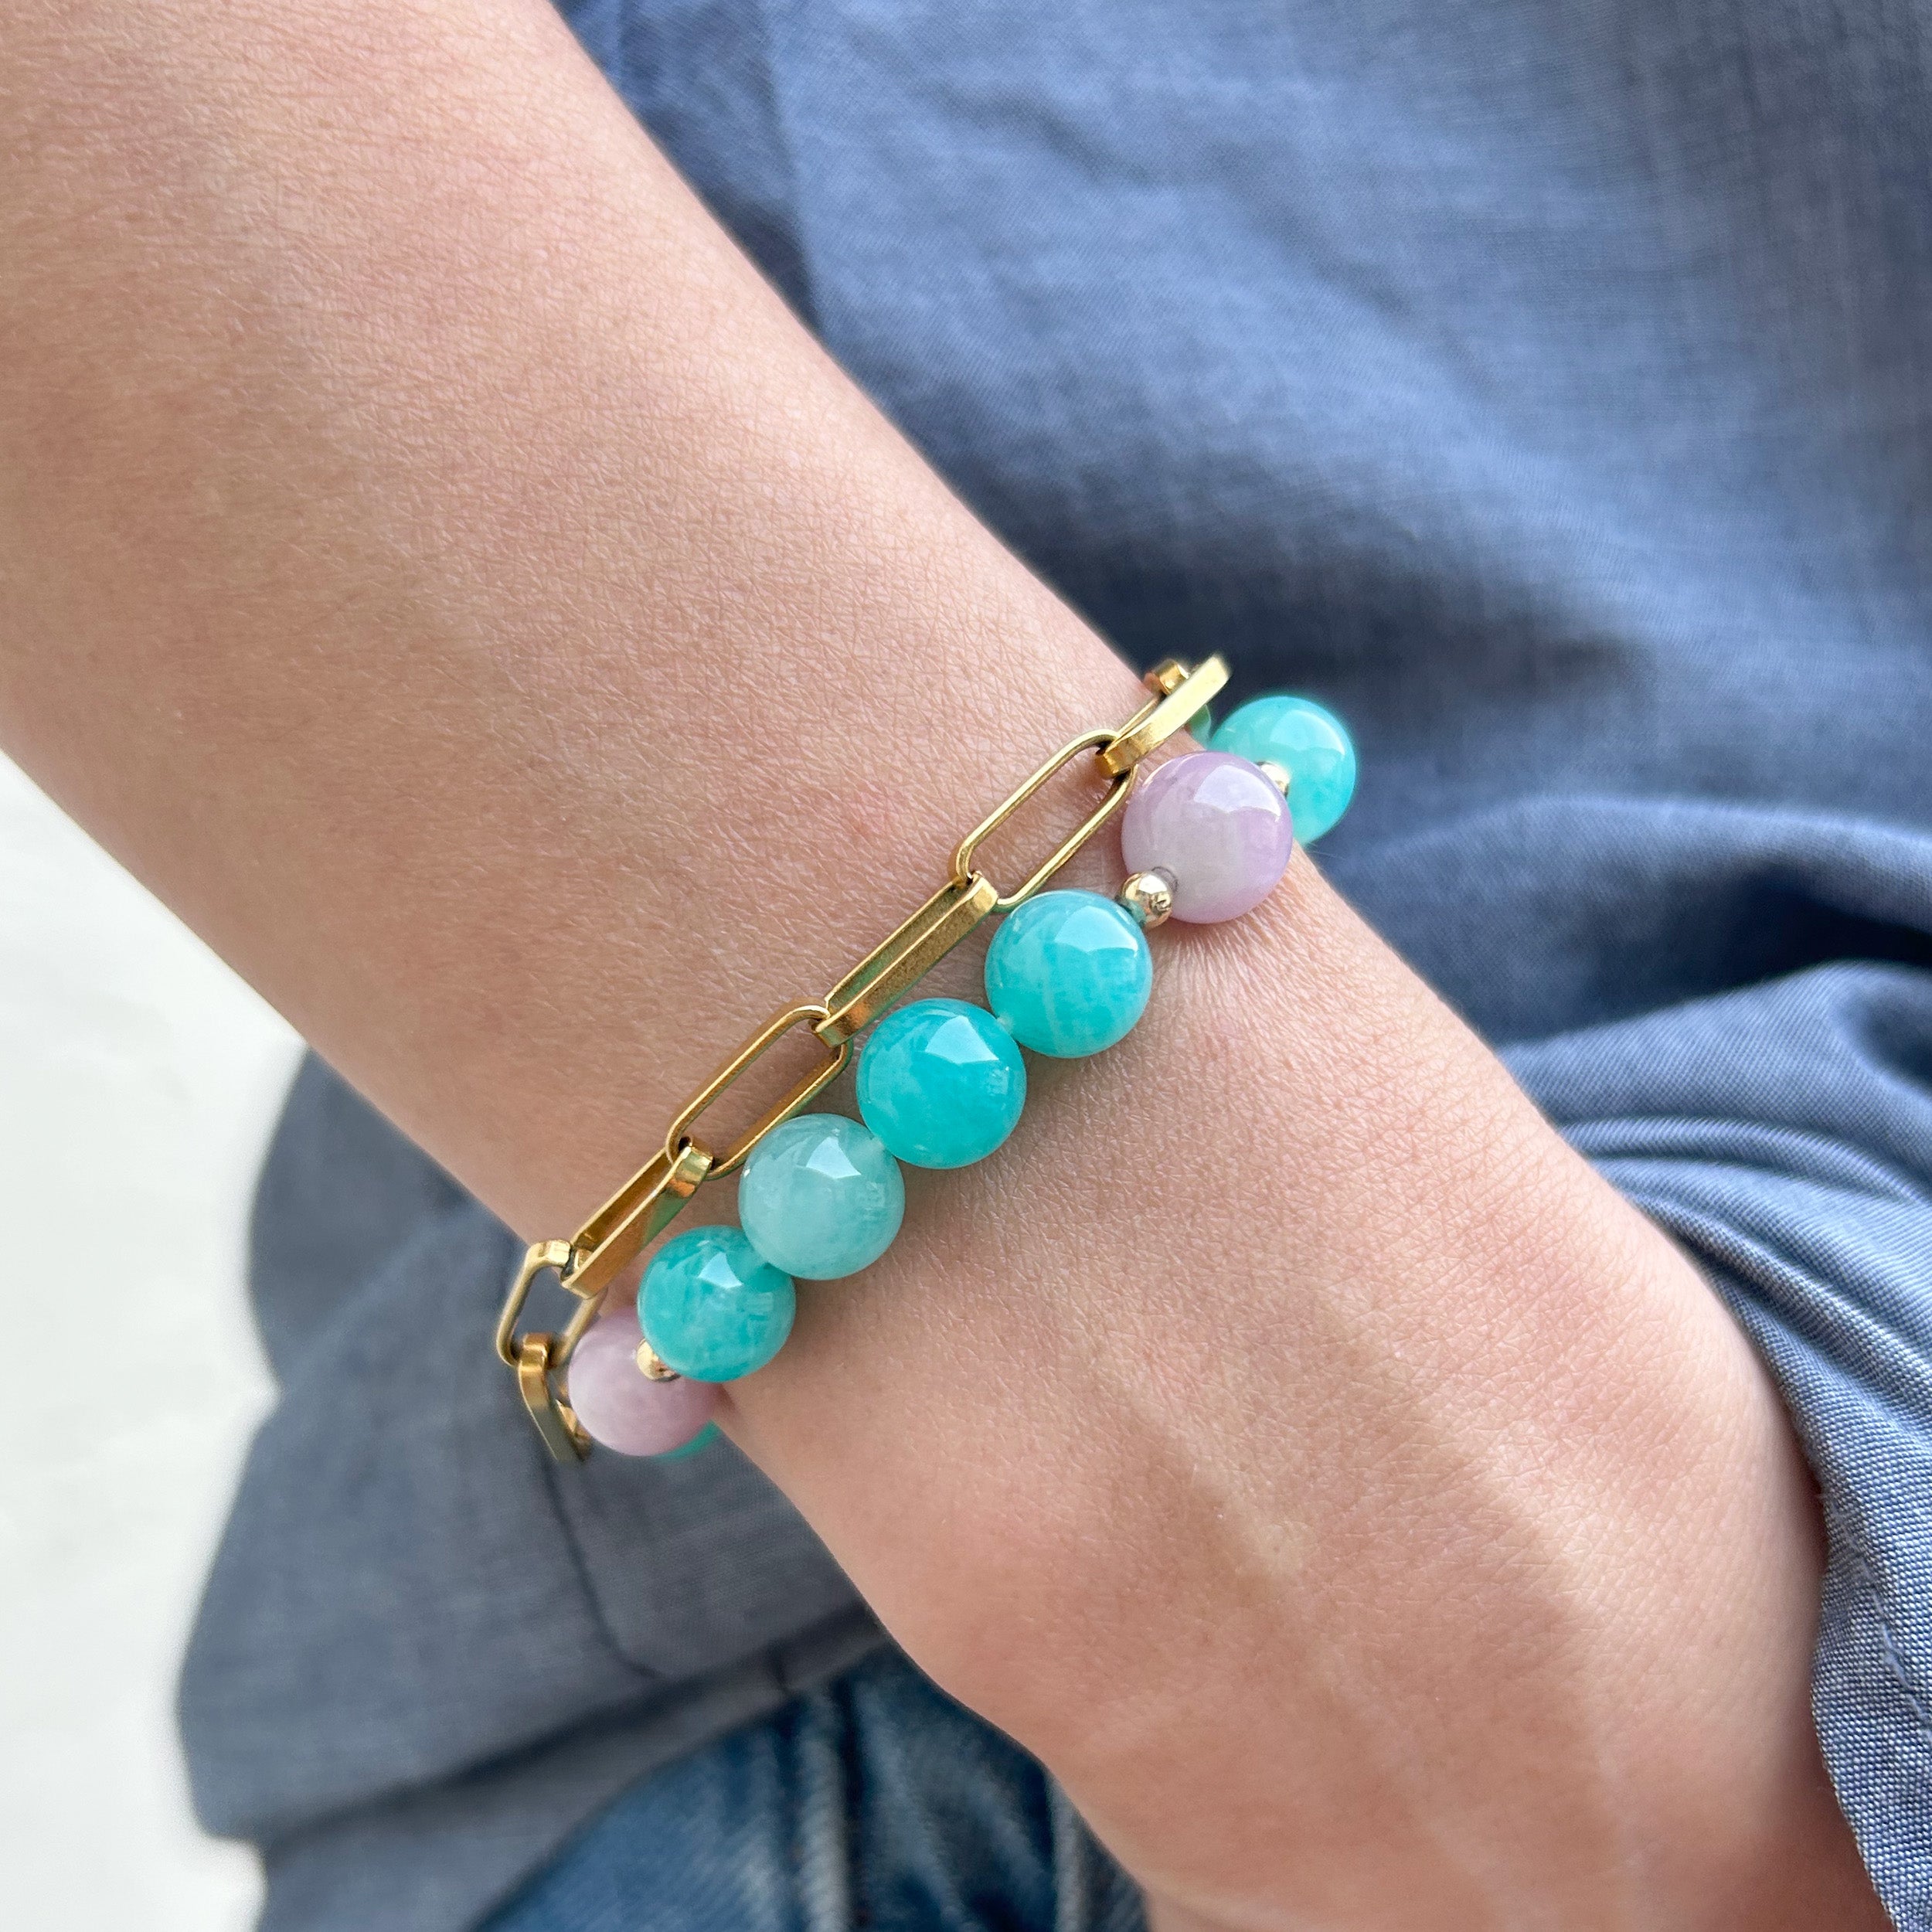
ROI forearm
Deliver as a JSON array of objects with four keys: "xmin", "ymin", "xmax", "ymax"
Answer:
[
  {"xmin": 0, "ymin": 4, "xmax": 1878, "ymax": 1925},
  {"xmin": 0, "ymin": 0, "xmax": 1133, "ymax": 1240}
]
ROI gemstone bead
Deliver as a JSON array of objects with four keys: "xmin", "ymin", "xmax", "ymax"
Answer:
[
  {"xmin": 1120, "ymin": 750, "xmax": 1294, "ymax": 923},
  {"xmin": 565, "ymin": 1307, "xmax": 720, "ymax": 1456},
  {"xmin": 856, "ymin": 996, "xmax": 1026, "ymax": 1168},
  {"xmin": 656, "ymin": 1421, "xmax": 722, "ymax": 1461},
  {"xmin": 739, "ymin": 1111, "xmax": 905, "ymax": 1280},
  {"xmin": 641, "ymin": 1225, "xmax": 795, "ymax": 1382},
  {"xmin": 984, "ymin": 889, "xmax": 1152, "ymax": 1057},
  {"xmin": 1210, "ymin": 695, "xmax": 1356, "ymax": 841}
]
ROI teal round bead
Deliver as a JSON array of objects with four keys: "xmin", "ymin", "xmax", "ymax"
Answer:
[
  {"xmin": 856, "ymin": 997, "xmax": 1026, "ymax": 1168},
  {"xmin": 655, "ymin": 1421, "xmax": 721, "ymax": 1461},
  {"xmin": 640, "ymin": 1225, "xmax": 794, "ymax": 1382},
  {"xmin": 984, "ymin": 889, "xmax": 1152, "ymax": 1058},
  {"xmin": 1210, "ymin": 695, "xmax": 1357, "ymax": 841},
  {"xmin": 739, "ymin": 1112, "xmax": 905, "ymax": 1280}
]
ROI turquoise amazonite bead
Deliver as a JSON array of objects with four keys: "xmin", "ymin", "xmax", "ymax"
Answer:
[
  {"xmin": 1210, "ymin": 695, "xmax": 1357, "ymax": 841},
  {"xmin": 856, "ymin": 997, "xmax": 1026, "ymax": 1168},
  {"xmin": 984, "ymin": 889, "xmax": 1152, "ymax": 1057},
  {"xmin": 640, "ymin": 1225, "xmax": 794, "ymax": 1382},
  {"xmin": 656, "ymin": 1421, "xmax": 721, "ymax": 1461},
  {"xmin": 739, "ymin": 1112, "xmax": 904, "ymax": 1280}
]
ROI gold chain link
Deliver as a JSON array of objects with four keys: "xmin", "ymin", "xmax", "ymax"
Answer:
[
  {"xmin": 499, "ymin": 654, "xmax": 1228, "ymax": 1457},
  {"xmin": 662, "ymin": 1004, "xmax": 852, "ymax": 1179}
]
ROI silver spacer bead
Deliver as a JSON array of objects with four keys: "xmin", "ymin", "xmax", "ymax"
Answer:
[
  {"xmin": 1255, "ymin": 759, "xmax": 1291, "ymax": 796},
  {"xmin": 636, "ymin": 1340, "xmax": 682, "ymax": 1383},
  {"xmin": 1117, "ymin": 868, "xmax": 1177, "ymax": 930}
]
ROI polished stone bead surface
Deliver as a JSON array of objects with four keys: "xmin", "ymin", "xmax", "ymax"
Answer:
[
  {"xmin": 856, "ymin": 996, "xmax": 1026, "ymax": 1168},
  {"xmin": 656, "ymin": 1420, "xmax": 722, "ymax": 1461},
  {"xmin": 1121, "ymin": 750, "xmax": 1294, "ymax": 922},
  {"xmin": 1210, "ymin": 694, "xmax": 1356, "ymax": 841},
  {"xmin": 640, "ymin": 1225, "xmax": 795, "ymax": 1382},
  {"xmin": 739, "ymin": 1111, "xmax": 905, "ymax": 1279},
  {"xmin": 565, "ymin": 1307, "xmax": 720, "ymax": 1455},
  {"xmin": 984, "ymin": 889, "xmax": 1152, "ymax": 1056}
]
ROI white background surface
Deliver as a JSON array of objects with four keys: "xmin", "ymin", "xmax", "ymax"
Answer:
[{"xmin": 0, "ymin": 753, "xmax": 299, "ymax": 1930}]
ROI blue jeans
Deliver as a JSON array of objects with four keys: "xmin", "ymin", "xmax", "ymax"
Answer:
[{"xmin": 483, "ymin": 1650, "xmax": 1148, "ymax": 1932}]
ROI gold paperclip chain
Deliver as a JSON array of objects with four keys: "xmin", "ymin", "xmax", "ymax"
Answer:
[{"xmin": 498, "ymin": 655, "xmax": 1228, "ymax": 1458}]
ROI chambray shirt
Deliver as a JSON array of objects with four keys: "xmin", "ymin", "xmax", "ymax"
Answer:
[{"xmin": 180, "ymin": 3, "xmax": 1932, "ymax": 1927}]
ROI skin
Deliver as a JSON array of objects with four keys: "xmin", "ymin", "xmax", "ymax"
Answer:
[{"xmin": 0, "ymin": 2, "xmax": 1889, "ymax": 1925}]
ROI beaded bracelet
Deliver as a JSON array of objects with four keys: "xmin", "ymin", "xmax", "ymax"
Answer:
[{"xmin": 495, "ymin": 657, "xmax": 1356, "ymax": 1462}]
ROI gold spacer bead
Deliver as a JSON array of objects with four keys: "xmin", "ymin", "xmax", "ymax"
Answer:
[
  {"xmin": 1256, "ymin": 759, "xmax": 1291, "ymax": 796},
  {"xmin": 1118, "ymin": 868, "xmax": 1176, "ymax": 930},
  {"xmin": 636, "ymin": 1340, "xmax": 681, "ymax": 1383}
]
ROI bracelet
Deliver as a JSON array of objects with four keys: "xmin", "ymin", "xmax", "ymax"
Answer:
[{"xmin": 495, "ymin": 656, "xmax": 1357, "ymax": 1462}]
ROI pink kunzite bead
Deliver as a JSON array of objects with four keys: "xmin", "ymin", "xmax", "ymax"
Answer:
[
  {"xmin": 566, "ymin": 1308, "xmax": 719, "ymax": 1457},
  {"xmin": 1121, "ymin": 750, "xmax": 1294, "ymax": 923}
]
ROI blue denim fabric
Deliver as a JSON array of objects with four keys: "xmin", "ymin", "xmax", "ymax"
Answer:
[
  {"xmin": 482, "ymin": 1651, "xmax": 1145, "ymax": 1932},
  {"xmin": 179, "ymin": 4, "xmax": 1932, "ymax": 1927}
]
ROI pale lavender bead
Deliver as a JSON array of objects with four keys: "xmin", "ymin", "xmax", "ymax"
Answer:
[
  {"xmin": 566, "ymin": 1308, "xmax": 719, "ymax": 1456},
  {"xmin": 1121, "ymin": 750, "xmax": 1294, "ymax": 923}
]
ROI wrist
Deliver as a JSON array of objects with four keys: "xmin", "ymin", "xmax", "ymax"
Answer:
[{"xmin": 716, "ymin": 854, "xmax": 1867, "ymax": 1927}]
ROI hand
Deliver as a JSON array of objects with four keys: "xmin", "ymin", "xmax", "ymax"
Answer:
[{"xmin": 726, "ymin": 862, "xmax": 1880, "ymax": 1928}]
